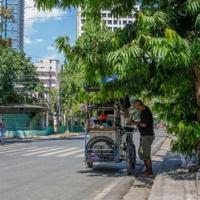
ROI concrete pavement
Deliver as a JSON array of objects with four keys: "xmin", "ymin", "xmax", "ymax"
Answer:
[
  {"xmin": 0, "ymin": 129, "xmax": 166, "ymax": 200},
  {"xmin": 123, "ymin": 137, "xmax": 198, "ymax": 200}
]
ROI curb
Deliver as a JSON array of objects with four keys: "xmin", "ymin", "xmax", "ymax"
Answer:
[{"xmin": 4, "ymin": 132, "xmax": 84, "ymax": 142}]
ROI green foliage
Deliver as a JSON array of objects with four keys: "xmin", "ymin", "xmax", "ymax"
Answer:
[
  {"xmin": 0, "ymin": 45, "xmax": 43, "ymax": 104},
  {"xmin": 34, "ymin": 0, "xmax": 136, "ymax": 17},
  {"xmin": 0, "ymin": 7, "xmax": 13, "ymax": 47},
  {"xmin": 185, "ymin": 0, "xmax": 200, "ymax": 15},
  {"xmin": 37, "ymin": 0, "xmax": 200, "ymax": 155},
  {"xmin": 59, "ymin": 64, "xmax": 85, "ymax": 117},
  {"xmin": 170, "ymin": 121, "xmax": 200, "ymax": 155}
]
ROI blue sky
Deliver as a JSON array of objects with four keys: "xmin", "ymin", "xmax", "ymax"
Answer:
[{"xmin": 24, "ymin": 0, "xmax": 77, "ymax": 64}]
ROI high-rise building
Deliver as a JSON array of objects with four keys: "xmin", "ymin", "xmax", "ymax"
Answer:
[
  {"xmin": 77, "ymin": 6, "xmax": 139, "ymax": 37},
  {"xmin": 0, "ymin": 0, "xmax": 24, "ymax": 50},
  {"xmin": 34, "ymin": 59, "xmax": 60, "ymax": 90}
]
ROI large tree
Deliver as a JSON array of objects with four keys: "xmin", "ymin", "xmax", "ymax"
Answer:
[
  {"xmin": 0, "ymin": 7, "xmax": 43, "ymax": 104},
  {"xmin": 0, "ymin": 45, "xmax": 43, "ymax": 104},
  {"xmin": 35, "ymin": 0, "xmax": 200, "ymax": 156}
]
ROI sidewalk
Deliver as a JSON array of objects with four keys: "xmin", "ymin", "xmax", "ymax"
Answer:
[{"xmin": 124, "ymin": 137, "xmax": 198, "ymax": 200}]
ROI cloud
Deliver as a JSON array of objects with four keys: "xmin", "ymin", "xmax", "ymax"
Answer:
[
  {"xmin": 24, "ymin": 37, "xmax": 32, "ymax": 44},
  {"xmin": 44, "ymin": 54, "xmax": 58, "ymax": 59},
  {"xmin": 35, "ymin": 38, "xmax": 44, "ymax": 43},
  {"xmin": 43, "ymin": 53, "xmax": 64, "ymax": 62},
  {"xmin": 47, "ymin": 46, "xmax": 54, "ymax": 51},
  {"xmin": 24, "ymin": 37, "xmax": 45, "ymax": 44},
  {"xmin": 25, "ymin": 0, "xmax": 66, "ymax": 36}
]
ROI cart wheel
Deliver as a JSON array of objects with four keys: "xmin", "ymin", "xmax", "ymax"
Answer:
[
  {"xmin": 132, "ymin": 145, "xmax": 136, "ymax": 169},
  {"xmin": 86, "ymin": 161, "xmax": 93, "ymax": 168},
  {"xmin": 126, "ymin": 144, "xmax": 136, "ymax": 175}
]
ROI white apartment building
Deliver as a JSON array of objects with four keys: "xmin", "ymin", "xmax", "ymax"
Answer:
[
  {"xmin": 34, "ymin": 59, "xmax": 60, "ymax": 89},
  {"xmin": 77, "ymin": 6, "xmax": 139, "ymax": 37}
]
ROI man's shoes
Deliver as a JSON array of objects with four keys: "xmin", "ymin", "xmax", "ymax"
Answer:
[{"xmin": 139, "ymin": 171, "xmax": 154, "ymax": 178}]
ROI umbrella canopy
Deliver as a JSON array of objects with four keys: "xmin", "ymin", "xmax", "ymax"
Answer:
[{"xmin": 100, "ymin": 74, "xmax": 119, "ymax": 83}]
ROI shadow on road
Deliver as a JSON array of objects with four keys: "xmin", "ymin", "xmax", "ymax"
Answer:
[
  {"xmin": 77, "ymin": 162, "xmax": 127, "ymax": 177},
  {"xmin": 77, "ymin": 159, "xmax": 144, "ymax": 178}
]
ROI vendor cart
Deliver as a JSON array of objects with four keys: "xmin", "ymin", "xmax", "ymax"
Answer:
[{"xmin": 84, "ymin": 102, "xmax": 136, "ymax": 175}]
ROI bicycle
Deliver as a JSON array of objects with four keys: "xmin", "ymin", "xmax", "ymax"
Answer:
[{"xmin": 118, "ymin": 126, "xmax": 136, "ymax": 175}]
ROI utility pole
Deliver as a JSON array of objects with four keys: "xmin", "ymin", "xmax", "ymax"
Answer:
[
  {"xmin": 0, "ymin": 0, "xmax": 2, "ymax": 38},
  {"xmin": 58, "ymin": 64, "xmax": 63, "ymax": 123},
  {"xmin": 4, "ymin": 0, "xmax": 7, "ymax": 39},
  {"xmin": 49, "ymin": 66, "xmax": 52, "ymax": 111}
]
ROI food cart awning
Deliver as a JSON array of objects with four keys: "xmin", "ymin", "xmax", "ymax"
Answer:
[
  {"xmin": 100, "ymin": 74, "xmax": 119, "ymax": 83},
  {"xmin": 84, "ymin": 74, "xmax": 119, "ymax": 92}
]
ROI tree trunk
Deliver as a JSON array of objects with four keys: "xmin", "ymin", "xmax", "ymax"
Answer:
[
  {"xmin": 193, "ymin": 66, "xmax": 200, "ymax": 165},
  {"xmin": 193, "ymin": 66, "xmax": 200, "ymax": 120}
]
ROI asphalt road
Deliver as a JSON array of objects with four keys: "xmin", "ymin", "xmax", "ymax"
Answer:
[{"xmin": 0, "ymin": 129, "xmax": 166, "ymax": 200}]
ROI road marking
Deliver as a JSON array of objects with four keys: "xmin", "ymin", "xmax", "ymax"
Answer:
[
  {"xmin": 26, "ymin": 146, "xmax": 56, "ymax": 152},
  {"xmin": 22, "ymin": 147, "xmax": 64, "ymax": 156},
  {"xmin": 74, "ymin": 153, "xmax": 84, "ymax": 158},
  {"xmin": 0, "ymin": 146, "xmax": 38, "ymax": 154},
  {"xmin": 8, "ymin": 146, "xmax": 58, "ymax": 155},
  {"xmin": 39, "ymin": 147, "xmax": 78, "ymax": 157},
  {"xmin": 0, "ymin": 145, "xmax": 19, "ymax": 151},
  {"xmin": 0, "ymin": 145, "xmax": 25, "ymax": 152},
  {"xmin": 94, "ymin": 178, "xmax": 122, "ymax": 200},
  {"xmin": 57, "ymin": 149, "xmax": 83, "ymax": 157}
]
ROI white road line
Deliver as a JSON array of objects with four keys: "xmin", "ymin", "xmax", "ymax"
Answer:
[
  {"xmin": 22, "ymin": 147, "xmax": 65, "ymax": 156},
  {"xmin": 74, "ymin": 153, "xmax": 84, "ymax": 158},
  {"xmin": 0, "ymin": 146, "xmax": 38, "ymax": 154},
  {"xmin": 39, "ymin": 147, "xmax": 78, "ymax": 157},
  {"xmin": 26, "ymin": 146, "xmax": 57, "ymax": 152},
  {"xmin": 0, "ymin": 145, "xmax": 19, "ymax": 151},
  {"xmin": 8, "ymin": 146, "xmax": 58, "ymax": 155},
  {"xmin": 57, "ymin": 149, "xmax": 83, "ymax": 157},
  {"xmin": 0, "ymin": 146, "xmax": 23, "ymax": 152},
  {"xmin": 94, "ymin": 178, "xmax": 122, "ymax": 200}
]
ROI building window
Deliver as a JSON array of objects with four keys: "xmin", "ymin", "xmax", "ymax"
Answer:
[
  {"xmin": 119, "ymin": 21, "xmax": 121, "ymax": 25},
  {"xmin": 123, "ymin": 20, "xmax": 127, "ymax": 25},
  {"xmin": 108, "ymin": 20, "xmax": 112, "ymax": 25},
  {"xmin": 81, "ymin": 19, "xmax": 85, "ymax": 24},
  {"xmin": 108, "ymin": 13, "xmax": 112, "ymax": 18},
  {"xmin": 81, "ymin": 26, "xmax": 84, "ymax": 30},
  {"xmin": 102, "ymin": 13, "xmax": 106, "ymax": 18},
  {"xmin": 113, "ymin": 20, "xmax": 118, "ymax": 25},
  {"xmin": 128, "ymin": 21, "xmax": 132, "ymax": 24},
  {"xmin": 114, "ymin": 27, "xmax": 118, "ymax": 31},
  {"xmin": 108, "ymin": 27, "xmax": 112, "ymax": 31}
]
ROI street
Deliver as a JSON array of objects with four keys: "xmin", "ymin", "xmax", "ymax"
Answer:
[{"xmin": 0, "ymin": 130, "xmax": 166, "ymax": 200}]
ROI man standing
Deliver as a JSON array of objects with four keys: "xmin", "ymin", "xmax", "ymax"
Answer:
[{"xmin": 129, "ymin": 100, "xmax": 155, "ymax": 177}]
